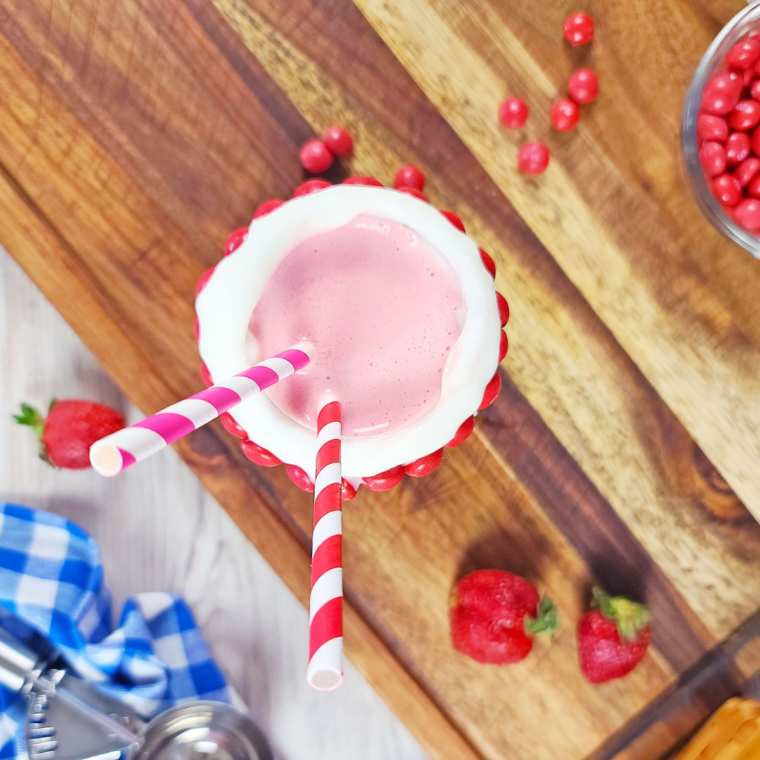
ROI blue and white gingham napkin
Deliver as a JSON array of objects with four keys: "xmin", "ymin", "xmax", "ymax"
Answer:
[{"xmin": 0, "ymin": 504, "xmax": 230, "ymax": 760}]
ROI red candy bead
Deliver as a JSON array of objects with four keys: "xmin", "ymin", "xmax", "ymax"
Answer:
[
  {"xmin": 733, "ymin": 197, "xmax": 760, "ymax": 230},
  {"xmin": 701, "ymin": 73, "xmax": 742, "ymax": 115},
  {"xmin": 323, "ymin": 125, "xmax": 353, "ymax": 156},
  {"xmin": 751, "ymin": 128, "xmax": 760, "ymax": 157},
  {"xmin": 697, "ymin": 114, "xmax": 729, "ymax": 143},
  {"xmin": 498, "ymin": 98, "xmax": 529, "ymax": 129},
  {"xmin": 404, "ymin": 449, "xmax": 443, "ymax": 478},
  {"xmin": 699, "ymin": 142, "xmax": 727, "ymax": 176},
  {"xmin": 563, "ymin": 11, "xmax": 594, "ymax": 46},
  {"xmin": 550, "ymin": 98, "xmax": 580, "ymax": 132},
  {"xmin": 734, "ymin": 157, "xmax": 760, "ymax": 187},
  {"xmin": 200, "ymin": 362, "xmax": 213, "ymax": 387},
  {"xmin": 343, "ymin": 175, "xmax": 384, "ymax": 186},
  {"xmin": 292, "ymin": 179, "xmax": 330, "ymax": 197},
  {"xmin": 479, "ymin": 248, "xmax": 496, "ymax": 278},
  {"xmin": 397, "ymin": 187, "xmax": 429, "ymax": 202},
  {"xmin": 496, "ymin": 291, "xmax": 510, "ymax": 326},
  {"xmin": 253, "ymin": 199, "xmax": 285, "ymax": 218},
  {"xmin": 751, "ymin": 80, "xmax": 760, "ymax": 102},
  {"xmin": 224, "ymin": 227, "xmax": 248, "ymax": 256},
  {"xmin": 446, "ymin": 416, "xmax": 475, "ymax": 448},
  {"xmin": 725, "ymin": 132, "xmax": 750, "ymax": 165},
  {"xmin": 362, "ymin": 466, "xmax": 404, "ymax": 492},
  {"xmin": 193, "ymin": 317, "xmax": 200, "ymax": 342},
  {"xmin": 748, "ymin": 173, "xmax": 760, "ymax": 197},
  {"xmin": 341, "ymin": 479, "xmax": 358, "ymax": 501},
  {"xmin": 729, "ymin": 100, "xmax": 760, "ymax": 131},
  {"xmin": 711, "ymin": 174, "xmax": 741, "ymax": 207},
  {"xmin": 299, "ymin": 139, "xmax": 333, "ymax": 174},
  {"xmin": 196, "ymin": 267, "xmax": 215, "ymax": 296},
  {"xmin": 499, "ymin": 329, "xmax": 509, "ymax": 361},
  {"xmin": 394, "ymin": 165, "xmax": 425, "ymax": 191},
  {"xmin": 286, "ymin": 464, "xmax": 314, "ymax": 491},
  {"xmin": 441, "ymin": 210, "xmax": 465, "ymax": 232},
  {"xmin": 568, "ymin": 69, "xmax": 599, "ymax": 105},
  {"xmin": 479, "ymin": 372, "xmax": 502, "ymax": 410},
  {"xmin": 220, "ymin": 412, "xmax": 247, "ymax": 439},
  {"xmin": 726, "ymin": 38, "xmax": 760, "ymax": 69},
  {"xmin": 518, "ymin": 142, "xmax": 550, "ymax": 175},
  {"xmin": 242, "ymin": 440, "xmax": 283, "ymax": 468}
]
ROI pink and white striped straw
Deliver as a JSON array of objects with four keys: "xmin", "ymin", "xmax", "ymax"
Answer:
[
  {"xmin": 89, "ymin": 346, "xmax": 311, "ymax": 477},
  {"xmin": 307, "ymin": 401, "xmax": 344, "ymax": 691}
]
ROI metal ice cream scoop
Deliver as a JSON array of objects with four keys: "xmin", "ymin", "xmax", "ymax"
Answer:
[{"xmin": 0, "ymin": 628, "xmax": 272, "ymax": 760}]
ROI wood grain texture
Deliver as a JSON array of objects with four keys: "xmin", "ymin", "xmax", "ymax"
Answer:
[{"xmin": 0, "ymin": 1, "xmax": 759, "ymax": 759}]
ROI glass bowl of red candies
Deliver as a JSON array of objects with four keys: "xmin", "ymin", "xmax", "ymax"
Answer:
[{"xmin": 682, "ymin": 1, "xmax": 760, "ymax": 258}]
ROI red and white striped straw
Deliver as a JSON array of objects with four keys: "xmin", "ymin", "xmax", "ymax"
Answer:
[
  {"xmin": 307, "ymin": 401, "xmax": 344, "ymax": 691},
  {"xmin": 89, "ymin": 346, "xmax": 311, "ymax": 477}
]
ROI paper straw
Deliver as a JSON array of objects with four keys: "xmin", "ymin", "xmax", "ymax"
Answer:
[
  {"xmin": 306, "ymin": 401, "xmax": 344, "ymax": 691},
  {"xmin": 90, "ymin": 346, "xmax": 311, "ymax": 476}
]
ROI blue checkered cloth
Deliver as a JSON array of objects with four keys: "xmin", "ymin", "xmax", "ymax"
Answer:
[{"xmin": 0, "ymin": 504, "xmax": 230, "ymax": 760}]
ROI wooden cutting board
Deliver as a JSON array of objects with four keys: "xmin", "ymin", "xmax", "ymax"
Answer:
[{"xmin": 1, "ymin": 0, "xmax": 760, "ymax": 758}]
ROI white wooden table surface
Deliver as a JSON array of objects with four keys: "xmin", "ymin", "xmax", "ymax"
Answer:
[{"xmin": 0, "ymin": 247, "xmax": 429, "ymax": 760}]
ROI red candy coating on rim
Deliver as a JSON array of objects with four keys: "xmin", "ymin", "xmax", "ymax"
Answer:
[
  {"xmin": 242, "ymin": 439, "xmax": 283, "ymax": 467},
  {"xmin": 362, "ymin": 466, "xmax": 404, "ymax": 492},
  {"xmin": 225, "ymin": 227, "xmax": 249, "ymax": 256},
  {"xmin": 286, "ymin": 464, "xmax": 315, "ymax": 492},
  {"xmin": 499, "ymin": 330, "xmax": 509, "ymax": 362},
  {"xmin": 341, "ymin": 479, "xmax": 358, "ymax": 501},
  {"xmin": 479, "ymin": 248, "xmax": 496, "ymax": 278},
  {"xmin": 293, "ymin": 179, "xmax": 331, "ymax": 198},
  {"xmin": 563, "ymin": 11, "xmax": 594, "ymax": 46},
  {"xmin": 397, "ymin": 186, "xmax": 429, "ymax": 202},
  {"xmin": 299, "ymin": 139, "xmax": 333, "ymax": 174},
  {"xmin": 496, "ymin": 292, "xmax": 510, "ymax": 326},
  {"xmin": 394, "ymin": 165, "xmax": 425, "ymax": 191},
  {"xmin": 193, "ymin": 317, "xmax": 200, "ymax": 342},
  {"xmin": 550, "ymin": 98, "xmax": 580, "ymax": 132},
  {"xmin": 445, "ymin": 416, "xmax": 475, "ymax": 448},
  {"xmin": 518, "ymin": 142, "xmax": 550, "ymax": 175},
  {"xmin": 343, "ymin": 175, "xmax": 384, "ymax": 186},
  {"xmin": 196, "ymin": 267, "xmax": 215, "ymax": 297},
  {"xmin": 253, "ymin": 199, "xmax": 286, "ymax": 218},
  {"xmin": 441, "ymin": 210, "xmax": 465, "ymax": 232},
  {"xmin": 323, "ymin": 125, "xmax": 354, "ymax": 157},
  {"xmin": 479, "ymin": 372, "xmax": 502, "ymax": 411},
  {"xmin": 404, "ymin": 449, "xmax": 443, "ymax": 477},
  {"xmin": 200, "ymin": 362, "xmax": 213, "ymax": 388},
  {"xmin": 220, "ymin": 412, "xmax": 247, "ymax": 439},
  {"xmin": 568, "ymin": 69, "xmax": 599, "ymax": 105},
  {"xmin": 498, "ymin": 98, "xmax": 529, "ymax": 129}
]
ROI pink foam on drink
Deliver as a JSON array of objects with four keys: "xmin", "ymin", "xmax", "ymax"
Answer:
[{"xmin": 250, "ymin": 215, "xmax": 465, "ymax": 437}]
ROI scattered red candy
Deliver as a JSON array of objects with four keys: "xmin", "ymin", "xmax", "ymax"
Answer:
[
  {"xmin": 292, "ymin": 179, "xmax": 330, "ymax": 197},
  {"xmin": 362, "ymin": 466, "xmax": 404, "ymax": 492},
  {"xmin": 568, "ymin": 69, "xmax": 599, "ymax": 105},
  {"xmin": 728, "ymin": 100, "xmax": 760, "ymax": 131},
  {"xmin": 726, "ymin": 38, "xmax": 760, "ymax": 69},
  {"xmin": 696, "ymin": 114, "xmax": 729, "ymax": 142},
  {"xmin": 323, "ymin": 125, "xmax": 353, "ymax": 156},
  {"xmin": 498, "ymin": 97, "xmax": 529, "ymax": 129},
  {"xmin": 299, "ymin": 139, "xmax": 333, "ymax": 174},
  {"xmin": 403, "ymin": 449, "xmax": 443, "ymax": 477},
  {"xmin": 394, "ymin": 165, "xmax": 425, "ymax": 191},
  {"xmin": 550, "ymin": 98, "xmax": 580, "ymax": 132},
  {"xmin": 725, "ymin": 131, "xmax": 750, "ymax": 165},
  {"xmin": 563, "ymin": 11, "xmax": 595, "ymax": 47},
  {"xmin": 253, "ymin": 199, "xmax": 285, "ymax": 218},
  {"xmin": 224, "ymin": 227, "xmax": 248, "ymax": 256},
  {"xmin": 699, "ymin": 142, "xmax": 727, "ymax": 177},
  {"xmin": 441, "ymin": 210, "xmax": 465, "ymax": 232},
  {"xmin": 445, "ymin": 416, "xmax": 475, "ymax": 448},
  {"xmin": 242, "ymin": 439, "xmax": 282, "ymax": 467},
  {"xmin": 733, "ymin": 197, "xmax": 760, "ymax": 230},
  {"xmin": 711, "ymin": 174, "xmax": 741, "ymax": 207},
  {"xmin": 518, "ymin": 142, "xmax": 550, "ymax": 175},
  {"xmin": 701, "ymin": 73, "xmax": 742, "ymax": 115},
  {"xmin": 479, "ymin": 248, "xmax": 496, "ymax": 278},
  {"xmin": 734, "ymin": 157, "xmax": 760, "ymax": 187}
]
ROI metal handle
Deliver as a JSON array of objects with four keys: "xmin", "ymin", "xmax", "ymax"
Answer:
[{"xmin": 0, "ymin": 628, "xmax": 44, "ymax": 693}]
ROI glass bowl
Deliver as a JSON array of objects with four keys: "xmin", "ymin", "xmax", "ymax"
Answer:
[{"xmin": 682, "ymin": 1, "xmax": 760, "ymax": 259}]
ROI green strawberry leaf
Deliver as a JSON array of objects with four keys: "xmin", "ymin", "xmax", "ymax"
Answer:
[
  {"xmin": 525, "ymin": 596, "xmax": 559, "ymax": 637},
  {"xmin": 592, "ymin": 587, "xmax": 650, "ymax": 641},
  {"xmin": 14, "ymin": 402, "xmax": 52, "ymax": 464}
]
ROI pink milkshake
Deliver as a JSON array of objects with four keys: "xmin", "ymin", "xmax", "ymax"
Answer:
[{"xmin": 195, "ymin": 182, "xmax": 505, "ymax": 495}]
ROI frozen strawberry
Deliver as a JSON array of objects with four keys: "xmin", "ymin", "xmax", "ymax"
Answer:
[
  {"xmin": 451, "ymin": 570, "xmax": 557, "ymax": 664},
  {"xmin": 15, "ymin": 400, "xmax": 125, "ymax": 469},
  {"xmin": 577, "ymin": 588, "xmax": 651, "ymax": 683}
]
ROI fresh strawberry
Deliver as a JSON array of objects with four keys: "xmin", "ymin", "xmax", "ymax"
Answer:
[
  {"xmin": 578, "ymin": 588, "xmax": 651, "ymax": 684},
  {"xmin": 15, "ymin": 400, "xmax": 125, "ymax": 469},
  {"xmin": 450, "ymin": 570, "xmax": 558, "ymax": 664}
]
